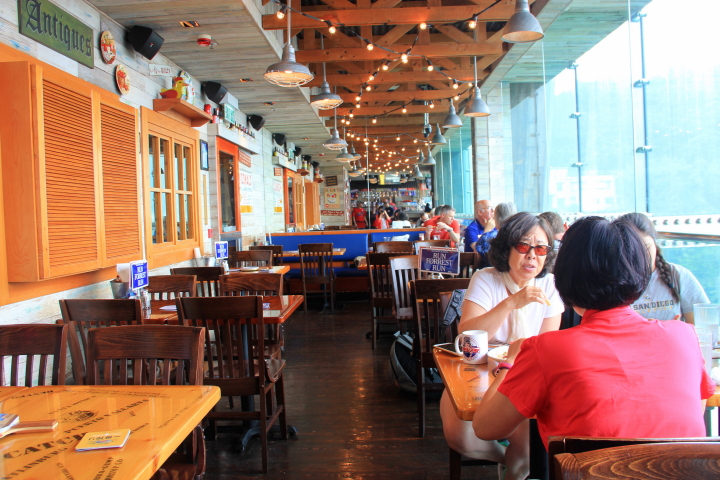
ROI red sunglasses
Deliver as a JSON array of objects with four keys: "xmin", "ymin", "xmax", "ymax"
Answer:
[{"xmin": 514, "ymin": 242, "xmax": 551, "ymax": 256}]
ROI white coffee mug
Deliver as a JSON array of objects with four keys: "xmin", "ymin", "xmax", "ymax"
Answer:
[{"xmin": 455, "ymin": 330, "xmax": 489, "ymax": 364}]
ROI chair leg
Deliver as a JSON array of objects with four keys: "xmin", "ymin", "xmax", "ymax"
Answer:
[
  {"xmin": 417, "ymin": 364, "xmax": 425, "ymax": 438},
  {"xmin": 330, "ymin": 279, "xmax": 335, "ymax": 313},
  {"xmin": 259, "ymin": 388, "xmax": 269, "ymax": 474},
  {"xmin": 371, "ymin": 309, "xmax": 377, "ymax": 350},
  {"xmin": 449, "ymin": 447, "xmax": 462, "ymax": 480},
  {"xmin": 276, "ymin": 377, "xmax": 288, "ymax": 439},
  {"xmin": 302, "ymin": 277, "xmax": 308, "ymax": 315}
]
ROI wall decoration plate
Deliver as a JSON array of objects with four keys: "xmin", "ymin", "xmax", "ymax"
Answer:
[
  {"xmin": 115, "ymin": 65, "xmax": 130, "ymax": 95},
  {"xmin": 100, "ymin": 31, "xmax": 116, "ymax": 64}
]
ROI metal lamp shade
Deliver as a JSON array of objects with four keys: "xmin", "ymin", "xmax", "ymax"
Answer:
[
  {"xmin": 413, "ymin": 165, "xmax": 424, "ymax": 179},
  {"xmin": 418, "ymin": 151, "xmax": 425, "ymax": 163},
  {"xmin": 335, "ymin": 147, "xmax": 354, "ymax": 162},
  {"xmin": 430, "ymin": 124, "xmax": 447, "ymax": 145},
  {"xmin": 348, "ymin": 163, "xmax": 361, "ymax": 176},
  {"xmin": 502, "ymin": 0, "xmax": 544, "ymax": 43},
  {"xmin": 310, "ymin": 81, "xmax": 343, "ymax": 110},
  {"xmin": 442, "ymin": 103, "xmax": 463, "ymax": 128},
  {"xmin": 349, "ymin": 144, "xmax": 362, "ymax": 159},
  {"xmin": 424, "ymin": 150, "xmax": 436, "ymax": 165},
  {"xmin": 464, "ymin": 87, "xmax": 490, "ymax": 117},
  {"xmin": 264, "ymin": 44, "xmax": 314, "ymax": 87},
  {"xmin": 323, "ymin": 129, "xmax": 347, "ymax": 150},
  {"xmin": 357, "ymin": 164, "xmax": 366, "ymax": 172}
]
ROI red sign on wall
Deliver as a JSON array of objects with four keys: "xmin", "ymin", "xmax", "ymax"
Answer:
[
  {"xmin": 238, "ymin": 150, "xmax": 252, "ymax": 168},
  {"xmin": 274, "ymin": 167, "xmax": 282, "ymax": 176},
  {"xmin": 321, "ymin": 210, "xmax": 345, "ymax": 216}
]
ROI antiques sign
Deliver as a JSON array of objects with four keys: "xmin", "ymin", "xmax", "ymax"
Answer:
[{"xmin": 18, "ymin": 0, "xmax": 95, "ymax": 68}]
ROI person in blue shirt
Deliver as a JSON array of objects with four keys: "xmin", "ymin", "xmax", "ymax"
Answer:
[
  {"xmin": 464, "ymin": 200, "xmax": 496, "ymax": 253},
  {"xmin": 474, "ymin": 203, "xmax": 517, "ymax": 269}
]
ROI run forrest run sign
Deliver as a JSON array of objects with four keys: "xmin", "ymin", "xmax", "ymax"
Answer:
[
  {"xmin": 419, "ymin": 247, "xmax": 460, "ymax": 275},
  {"xmin": 18, "ymin": 0, "xmax": 94, "ymax": 68}
]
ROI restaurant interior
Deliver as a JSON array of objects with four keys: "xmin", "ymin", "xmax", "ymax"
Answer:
[{"xmin": 0, "ymin": 0, "xmax": 718, "ymax": 478}]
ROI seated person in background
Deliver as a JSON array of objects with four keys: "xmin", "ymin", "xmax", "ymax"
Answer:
[
  {"xmin": 537, "ymin": 211, "xmax": 567, "ymax": 251},
  {"xmin": 464, "ymin": 200, "xmax": 496, "ymax": 253},
  {"xmin": 476, "ymin": 202, "xmax": 517, "ymax": 267},
  {"xmin": 440, "ymin": 212, "xmax": 563, "ymax": 480},
  {"xmin": 415, "ymin": 212, "xmax": 430, "ymax": 227},
  {"xmin": 373, "ymin": 207, "xmax": 391, "ymax": 229},
  {"xmin": 424, "ymin": 205, "xmax": 461, "ymax": 246},
  {"xmin": 615, "ymin": 213, "xmax": 709, "ymax": 323},
  {"xmin": 383, "ymin": 200, "xmax": 395, "ymax": 218},
  {"xmin": 391, "ymin": 212, "xmax": 412, "ymax": 229},
  {"xmin": 472, "ymin": 216, "xmax": 714, "ymax": 474}
]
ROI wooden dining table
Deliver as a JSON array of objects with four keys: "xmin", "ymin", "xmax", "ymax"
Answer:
[
  {"xmin": 0, "ymin": 385, "xmax": 220, "ymax": 480},
  {"xmin": 281, "ymin": 248, "xmax": 346, "ymax": 257},
  {"xmin": 228, "ymin": 265, "xmax": 290, "ymax": 275}
]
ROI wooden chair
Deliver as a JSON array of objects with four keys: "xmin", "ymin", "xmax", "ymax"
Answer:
[
  {"xmin": 389, "ymin": 255, "xmax": 420, "ymax": 329},
  {"xmin": 147, "ymin": 275, "xmax": 197, "ymax": 300},
  {"xmin": 249, "ymin": 245, "xmax": 284, "ymax": 266},
  {"xmin": 548, "ymin": 436, "xmax": 720, "ymax": 480},
  {"xmin": 373, "ymin": 241, "xmax": 413, "ymax": 253},
  {"xmin": 553, "ymin": 440, "xmax": 720, "ymax": 480},
  {"xmin": 414, "ymin": 240, "xmax": 451, "ymax": 252},
  {"xmin": 458, "ymin": 252, "xmax": 480, "ymax": 278},
  {"xmin": 232, "ymin": 250, "xmax": 272, "ymax": 268},
  {"xmin": 59, "ymin": 299, "xmax": 143, "ymax": 385},
  {"xmin": 171, "ymin": 266, "xmax": 224, "ymax": 297},
  {"xmin": 0, "ymin": 324, "xmax": 67, "ymax": 386},
  {"xmin": 86, "ymin": 325, "xmax": 206, "ymax": 480},
  {"xmin": 220, "ymin": 273, "xmax": 284, "ymax": 359},
  {"xmin": 367, "ymin": 253, "xmax": 406, "ymax": 349},
  {"xmin": 176, "ymin": 296, "xmax": 288, "ymax": 474},
  {"xmin": 411, "ymin": 277, "xmax": 472, "ymax": 438},
  {"xmin": 298, "ymin": 243, "xmax": 335, "ymax": 314}
]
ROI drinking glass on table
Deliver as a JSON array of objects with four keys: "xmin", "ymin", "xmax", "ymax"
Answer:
[
  {"xmin": 696, "ymin": 327, "xmax": 713, "ymax": 376},
  {"xmin": 693, "ymin": 303, "xmax": 720, "ymax": 346}
]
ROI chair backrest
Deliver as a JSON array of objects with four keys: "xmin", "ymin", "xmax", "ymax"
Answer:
[
  {"xmin": 389, "ymin": 255, "xmax": 420, "ymax": 314},
  {"xmin": 147, "ymin": 275, "xmax": 197, "ymax": 300},
  {"xmin": 554, "ymin": 441, "xmax": 720, "ymax": 480},
  {"xmin": 368, "ymin": 253, "xmax": 407, "ymax": 307},
  {"xmin": 248, "ymin": 245, "xmax": 284, "ymax": 266},
  {"xmin": 411, "ymin": 278, "xmax": 472, "ymax": 357},
  {"xmin": 170, "ymin": 266, "xmax": 224, "ymax": 297},
  {"xmin": 457, "ymin": 252, "xmax": 480, "ymax": 278},
  {"xmin": 414, "ymin": 240, "xmax": 451, "ymax": 252},
  {"xmin": 232, "ymin": 250, "xmax": 272, "ymax": 268},
  {"xmin": 373, "ymin": 241, "xmax": 413, "ymax": 253},
  {"xmin": 86, "ymin": 325, "xmax": 204, "ymax": 386},
  {"xmin": 59, "ymin": 299, "xmax": 144, "ymax": 385},
  {"xmin": 0, "ymin": 324, "xmax": 67, "ymax": 386},
  {"xmin": 548, "ymin": 436, "xmax": 720, "ymax": 480},
  {"xmin": 176, "ymin": 296, "xmax": 270, "ymax": 385},
  {"xmin": 219, "ymin": 273, "xmax": 283, "ymax": 296},
  {"xmin": 298, "ymin": 243, "xmax": 334, "ymax": 280}
]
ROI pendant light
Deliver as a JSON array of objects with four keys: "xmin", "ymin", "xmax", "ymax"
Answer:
[
  {"xmin": 413, "ymin": 165, "xmax": 424, "ymax": 179},
  {"xmin": 348, "ymin": 162, "xmax": 361, "ymax": 176},
  {"xmin": 324, "ymin": 107, "xmax": 347, "ymax": 150},
  {"xmin": 418, "ymin": 150, "xmax": 425, "ymax": 164},
  {"xmin": 501, "ymin": 0, "xmax": 544, "ymax": 44},
  {"xmin": 357, "ymin": 162, "xmax": 366, "ymax": 173},
  {"xmin": 310, "ymin": 37, "xmax": 342, "ymax": 109},
  {"xmin": 464, "ymin": 57, "xmax": 490, "ymax": 117},
  {"xmin": 264, "ymin": 7, "xmax": 314, "ymax": 87},
  {"xmin": 349, "ymin": 143, "xmax": 362, "ymax": 159},
  {"xmin": 430, "ymin": 124, "xmax": 447, "ymax": 145},
  {"xmin": 423, "ymin": 147, "xmax": 436, "ymax": 165},
  {"xmin": 336, "ymin": 147, "xmax": 354, "ymax": 162},
  {"xmin": 442, "ymin": 99, "xmax": 463, "ymax": 128}
]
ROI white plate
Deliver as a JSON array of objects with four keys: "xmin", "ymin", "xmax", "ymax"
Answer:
[
  {"xmin": 487, "ymin": 345, "xmax": 509, "ymax": 372},
  {"xmin": 239, "ymin": 266, "xmax": 259, "ymax": 272}
]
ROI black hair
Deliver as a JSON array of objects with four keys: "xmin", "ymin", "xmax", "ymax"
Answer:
[
  {"xmin": 488, "ymin": 212, "xmax": 555, "ymax": 279},
  {"xmin": 614, "ymin": 213, "xmax": 678, "ymax": 301},
  {"xmin": 554, "ymin": 216, "xmax": 651, "ymax": 310},
  {"xmin": 397, "ymin": 212, "xmax": 408, "ymax": 221}
]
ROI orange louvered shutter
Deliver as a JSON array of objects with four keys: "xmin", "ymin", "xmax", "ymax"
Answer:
[
  {"xmin": 100, "ymin": 104, "xmax": 141, "ymax": 263},
  {"xmin": 42, "ymin": 79, "xmax": 101, "ymax": 276}
]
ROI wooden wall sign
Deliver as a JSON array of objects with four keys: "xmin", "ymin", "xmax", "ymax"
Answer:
[
  {"xmin": 18, "ymin": 0, "xmax": 94, "ymax": 68},
  {"xmin": 238, "ymin": 149, "xmax": 252, "ymax": 168},
  {"xmin": 274, "ymin": 167, "xmax": 282, "ymax": 176},
  {"xmin": 325, "ymin": 175, "xmax": 338, "ymax": 187}
]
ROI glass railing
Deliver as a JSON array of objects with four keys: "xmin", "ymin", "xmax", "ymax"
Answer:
[{"xmin": 658, "ymin": 236, "xmax": 720, "ymax": 304}]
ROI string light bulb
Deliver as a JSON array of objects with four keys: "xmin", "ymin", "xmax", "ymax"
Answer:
[
  {"xmin": 429, "ymin": 101, "xmax": 434, "ymax": 108},
  {"xmin": 276, "ymin": 5, "xmax": 286, "ymax": 19},
  {"xmin": 366, "ymin": 85, "xmax": 372, "ymax": 91},
  {"xmin": 452, "ymin": 80, "xmax": 459, "ymax": 89},
  {"xmin": 355, "ymin": 94, "xmax": 361, "ymax": 101},
  {"xmin": 368, "ymin": 73, "xmax": 375, "ymax": 81},
  {"xmin": 419, "ymin": 22, "xmax": 427, "ymax": 30},
  {"xmin": 401, "ymin": 52, "xmax": 409, "ymax": 63},
  {"xmin": 382, "ymin": 62, "xmax": 389, "ymax": 71},
  {"xmin": 372, "ymin": 117, "xmax": 377, "ymax": 124},
  {"xmin": 356, "ymin": 103, "xmax": 361, "ymax": 108},
  {"xmin": 402, "ymin": 105, "xmax": 407, "ymax": 113},
  {"xmin": 454, "ymin": 94, "xmax": 460, "ymax": 101},
  {"xmin": 469, "ymin": 15, "xmax": 478, "ymax": 29},
  {"xmin": 396, "ymin": 136, "xmax": 401, "ymax": 141},
  {"xmin": 427, "ymin": 60, "xmax": 434, "ymax": 71},
  {"xmin": 366, "ymin": 41, "xmax": 374, "ymax": 51}
]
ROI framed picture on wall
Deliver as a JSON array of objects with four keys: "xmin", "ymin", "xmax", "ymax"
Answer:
[{"xmin": 200, "ymin": 140, "xmax": 209, "ymax": 170}]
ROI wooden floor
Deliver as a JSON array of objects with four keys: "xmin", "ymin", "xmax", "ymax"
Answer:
[{"xmin": 205, "ymin": 296, "xmax": 499, "ymax": 479}]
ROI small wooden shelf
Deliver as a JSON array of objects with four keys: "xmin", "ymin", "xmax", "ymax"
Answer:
[
  {"xmin": 314, "ymin": 177, "xmax": 324, "ymax": 183},
  {"xmin": 298, "ymin": 169, "xmax": 310, "ymax": 176},
  {"xmin": 153, "ymin": 98, "xmax": 212, "ymax": 127}
]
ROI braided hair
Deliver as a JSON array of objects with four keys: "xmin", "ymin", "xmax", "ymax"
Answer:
[{"xmin": 615, "ymin": 213, "xmax": 679, "ymax": 301}]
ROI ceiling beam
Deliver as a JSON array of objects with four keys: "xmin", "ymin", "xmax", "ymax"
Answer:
[
  {"xmin": 339, "ymin": 90, "xmax": 458, "ymax": 102},
  {"xmin": 296, "ymin": 43, "xmax": 503, "ymax": 62},
  {"xmin": 320, "ymin": 105, "xmax": 448, "ymax": 116},
  {"xmin": 305, "ymin": 69, "xmax": 486, "ymax": 87},
  {"xmin": 262, "ymin": 4, "xmax": 515, "ymax": 30}
]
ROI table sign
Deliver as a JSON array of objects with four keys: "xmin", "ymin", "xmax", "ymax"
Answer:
[
  {"xmin": 215, "ymin": 241, "xmax": 229, "ymax": 259},
  {"xmin": 129, "ymin": 260, "xmax": 149, "ymax": 290},
  {"xmin": 419, "ymin": 247, "xmax": 460, "ymax": 275}
]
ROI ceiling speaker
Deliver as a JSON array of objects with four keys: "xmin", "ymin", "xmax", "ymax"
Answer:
[
  {"xmin": 247, "ymin": 115, "xmax": 265, "ymax": 131},
  {"xmin": 203, "ymin": 82, "xmax": 228, "ymax": 104},
  {"xmin": 294, "ymin": 147, "xmax": 302, "ymax": 157},
  {"xmin": 302, "ymin": 155, "xmax": 312, "ymax": 162},
  {"xmin": 127, "ymin": 26, "xmax": 164, "ymax": 60},
  {"xmin": 272, "ymin": 134, "xmax": 286, "ymax": 146}
]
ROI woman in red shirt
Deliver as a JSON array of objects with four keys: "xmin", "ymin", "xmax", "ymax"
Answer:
[{"xmin": 472, "ymin": 217, "xmax": 714, "ymax": 479}]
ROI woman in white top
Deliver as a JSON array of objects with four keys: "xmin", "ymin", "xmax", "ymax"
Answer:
[{"xmin": 440, "ymin": 212, "xmax": 564, "ymax": 480}]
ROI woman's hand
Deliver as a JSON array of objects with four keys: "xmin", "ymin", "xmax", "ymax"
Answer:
[
  {"xmin": 506, "ymin": 338, "xmax": 525, "ymax": 363},
  {"xmin": 506, "ymin": 286, "xmax": 550, "ymax": 311}
]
